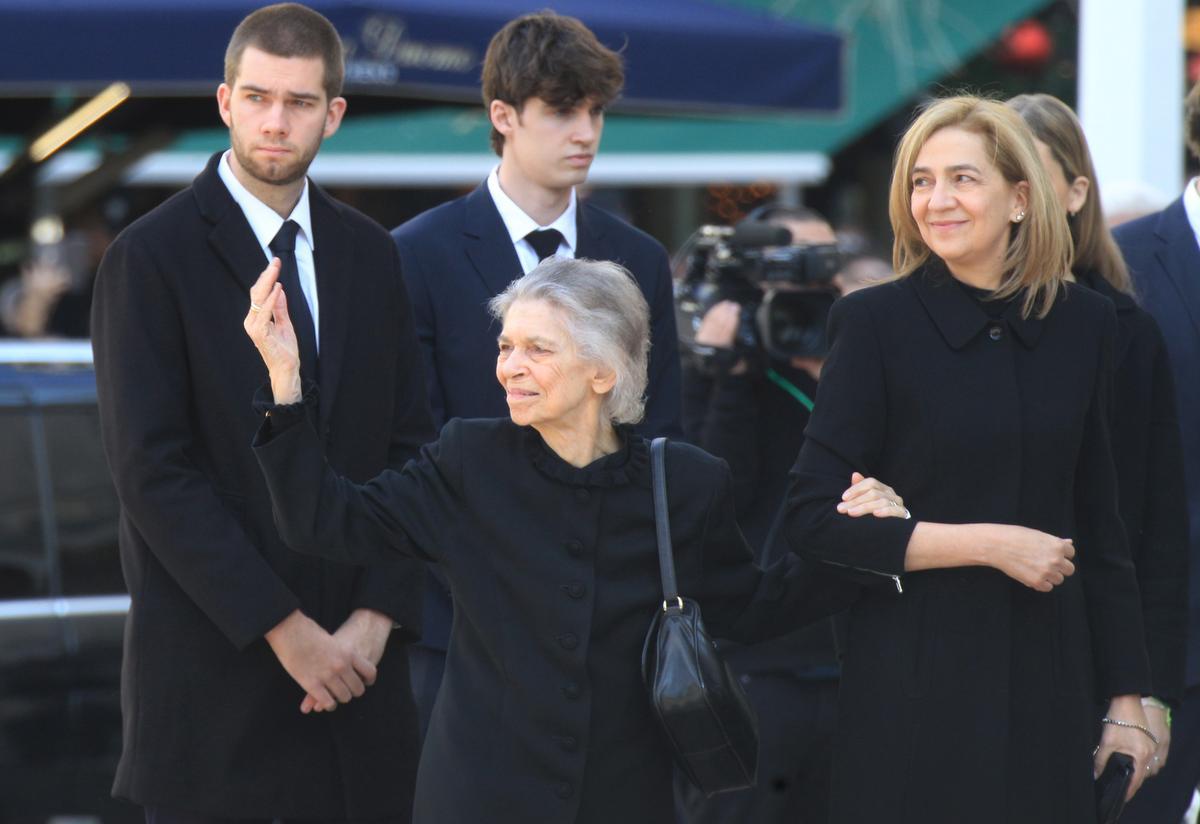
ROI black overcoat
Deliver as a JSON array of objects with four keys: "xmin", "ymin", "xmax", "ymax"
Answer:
[
  {"xmin": 1115, "ymin": 201, "xmax": 1200, "ymax": 687},
  {"xmin": 784, "ymin": 264, "xmax": 1151, "ymax": 824},
  {"xmin": 91, "ymin": 153, "xmax": 434, "ymax": 818},
  {"xmin": 1079, "ymin": 270, "xmax": 1188, "ymax": 705},
  {"xmin": 391, "ymin": 183, "xmax": 683, "ymax": 653},
  {"xmin": 253, "ymin": 405, "xmax": 843, "ymax": 824}
]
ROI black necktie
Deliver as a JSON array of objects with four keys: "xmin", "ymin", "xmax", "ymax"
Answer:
[
  {"xmin": 269, "ymin": 219, "xmax": 319, "ymax": 383},
  {"xmin": 525, "ymin": 228, "xmax": 564, "ymax": 262}
]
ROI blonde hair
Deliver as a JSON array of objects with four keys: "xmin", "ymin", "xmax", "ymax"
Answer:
[
  {"xmin": 1007, "ymin": 93, "xmax": 1132, "ymax": 294},
  {"xmin": 888, "ymin": 95, "xmax": 1073, "ymax": 318}
]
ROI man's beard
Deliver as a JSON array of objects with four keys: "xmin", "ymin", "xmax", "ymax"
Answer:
[{"xmin": 230, "ymin": 134, "xmax": 320, "ymax": 188}]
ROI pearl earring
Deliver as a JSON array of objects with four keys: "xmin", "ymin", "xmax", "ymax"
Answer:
[{"xmin": 1013, "ymin": 211, "xmax": 1026, "ymax": 223}]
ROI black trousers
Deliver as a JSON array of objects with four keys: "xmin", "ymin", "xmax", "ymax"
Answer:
[
  {"xmin": 1120, "ymin": 684, "xmax": 1200, "ymax": 824},
  {"xmin": 675, "ymin": 675, "xmax": 838, "ymax": 824}
]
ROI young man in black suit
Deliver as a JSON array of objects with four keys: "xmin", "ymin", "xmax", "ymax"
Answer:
[
  {"xmin": 1115, "ymin": 80, "xmax": 1200, "ymax": 824},
  {"xmin": 90, "ymin": 5, "xmax": 433, "ymax": 822},
  {"xmin": 391, "ymin": 11, "xmax": 683, "ymax": 736}
]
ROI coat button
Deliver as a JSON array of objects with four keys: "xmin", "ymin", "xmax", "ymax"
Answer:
[
  {"xmin": 563, "ymin": 582, "xmax": 586, "ymax": 599},
  {"xmin": 556, "ymin": 781, "xmax": 574, "ymax": 799},
  {"xmin": 565, "ymin": 539, "xmax": 583, "ymax": 557},
  {"xmin": 557, "ymin": 632, "xmax": 579, "ymax": 650},
  {"xmin": 988, "ymin": 324, "xmax": 1003, "ymax": 341},
  {"xmin": 562, "ymin": 682, "xmax": 582, "ymax": 700},
  {"xmin": 574, "ymin": 488, "xmax": 590, "ymax": 503}
]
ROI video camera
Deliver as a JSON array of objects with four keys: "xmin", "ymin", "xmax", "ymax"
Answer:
[{"xmin": 674, "ymin": 222, "xmax": 842, "ymax": 373}]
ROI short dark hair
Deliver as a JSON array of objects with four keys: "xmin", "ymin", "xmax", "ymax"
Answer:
[
  {"xmin": 225, "ymin": 3, "xmax": 345, "ymax": 102},
  {"xmin": 1187, "ymin": 80, "xmax": 1200, "ymax": 162},
  {"xmin": 481, "ymin": 11, "xmax": 624, "ymax": 156}
]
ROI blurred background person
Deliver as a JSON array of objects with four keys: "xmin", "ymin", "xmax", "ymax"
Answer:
[
  {"xmin": 1113, "ymin": 78, "xmax": 1200, "ymax": 824},
  {"xmin": 786, "ymin": 96, "xmax": 1156, "ymax": 823},
  {"xmin": 674, "ymin": 204, "xmax": 887, "ymax": 824},
  {"xmin": 0, "ymin": 210, "xmax": 114, "ymax": 337},
  {"xmin": 1008, "ymin": 92, "xmax": 1188, "ymax": 785}
]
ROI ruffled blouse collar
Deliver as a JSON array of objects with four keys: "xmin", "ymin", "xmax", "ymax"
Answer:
[{"xmin": 523, "ymin": 424, "xmax": 649, "ymax": 488}]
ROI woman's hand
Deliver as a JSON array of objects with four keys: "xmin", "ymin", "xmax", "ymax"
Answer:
[
  {"xmin": 837, "ymin": 472, "xmax": 910, "ymax": 519},
  {"xmin": 1095, "ymin": 695, "xmax": 1158, "ymax": 800},
  {"xmin": 980, "ymin": 524, "xmax": 1075, "ymax": 592},
  {"xmin": 243, "ymin": 258, "xmax": 302, "ymax": 404},
  {"xmin": 1142, "ymin": 700, "xmax": 1171, "ymax": 775}
]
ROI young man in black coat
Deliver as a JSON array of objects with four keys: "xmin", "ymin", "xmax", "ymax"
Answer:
[
  {"xmin": 390, "ymin": 11, "xmax": 683, "ymax": 736},
  {"xmin": 1114, "ymin": 80, "xmax": 1200, "ymax": 824},
  {"xmin": 90, "ymin": 5, "xmax": 433, "ymax": 821}
]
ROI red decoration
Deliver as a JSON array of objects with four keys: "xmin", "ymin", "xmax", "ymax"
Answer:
[{"xmin": 998, "ymin": 20, "xmax": 1053, "ymax": 70}]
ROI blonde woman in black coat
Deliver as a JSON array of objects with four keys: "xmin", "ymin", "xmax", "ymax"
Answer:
[
  {"xmin": 241, "ymin": 255, "xmax": 906, "ymax": 824},
  {"xmin": 785, "ymin": 96, "xmax": 1156, "ymax": 824}
]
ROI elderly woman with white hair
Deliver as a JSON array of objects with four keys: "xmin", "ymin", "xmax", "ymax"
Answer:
[{"xmin": 242, "ymin": 255, "xmax": 904, "ymax": 824}]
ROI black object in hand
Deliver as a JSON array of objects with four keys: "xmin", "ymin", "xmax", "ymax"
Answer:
[{"xmin": 1094, "ymin": 751, "xmax": 1135, "ymax": 824}]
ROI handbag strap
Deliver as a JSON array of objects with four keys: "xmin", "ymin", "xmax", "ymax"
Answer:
[{"xmin": 650, "ymin": 437, "xmax": 681, "ymax": 609}]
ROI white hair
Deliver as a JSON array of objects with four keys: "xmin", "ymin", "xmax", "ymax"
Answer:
[{"xmin": 488, "ymin": 257, "xmax": 650, "ymax": 426}]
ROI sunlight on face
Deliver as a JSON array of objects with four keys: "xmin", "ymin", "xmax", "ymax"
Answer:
[
  {"xmin": 910, "ymin": 126, "xmax": 1026, "ymax": 286},
  {"xmin": 495, "ymin": 299, "xmax": 602, "ymax": 430}
]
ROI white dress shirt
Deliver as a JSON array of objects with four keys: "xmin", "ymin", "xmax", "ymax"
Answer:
[
  {"xmin": 218, "ymin": 150, "xmax": 320, "ymax": 350},
  {"xmin": 1182, "ymin": 176, "xmax": 1200, "ymax": 255},
  {"xmin": 487, "ymin": 166, "xmax": 577, "ymax": 275}
]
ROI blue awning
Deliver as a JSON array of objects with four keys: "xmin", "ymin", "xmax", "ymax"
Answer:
[{"xmin": 0, "ymin": 0, "xmax": 842, "ymax": 114}]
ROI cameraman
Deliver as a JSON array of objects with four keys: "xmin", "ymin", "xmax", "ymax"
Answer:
[{"xmin": 678, "ymin": 206, "xmax": 879, "ymax": 824}]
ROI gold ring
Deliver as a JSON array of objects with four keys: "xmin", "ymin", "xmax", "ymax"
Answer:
[{"xmin": 250, "ymin": 302, "xmax": 264, "ymax": 313}]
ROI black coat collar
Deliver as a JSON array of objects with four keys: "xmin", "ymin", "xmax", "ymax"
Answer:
[
  {"xmin": 910, "ymin": 261, "xmax": 1047, "ymax": 351},
  {"xmin": 1076, "ymin": 268, "xmax": 1136, "ymax": 313}
]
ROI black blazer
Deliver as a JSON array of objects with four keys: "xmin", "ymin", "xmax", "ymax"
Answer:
[
  {"xmin": 90, "ymin": 152, "xmax": 434, "ymax": 819},
  {"xmin": 1079, "ymin": 270, "xmax": 1188, "ymax": 705},
  {"xmin": 784, "ymin": 265, "xmax": 1150, "ymax": 824},
  {"xmin": 253, "ymin": 404, "xmax": 840, "ymax": 824},
  {"xmin": 391, "ymin": 183, "xmax": 683, "ymax": 650},
  {"xmin": 1115, "ymin": 200, "xmax": 1200, "ymax": 687}
]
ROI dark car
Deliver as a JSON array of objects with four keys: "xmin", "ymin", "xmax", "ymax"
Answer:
[{"xmin": 0, "ymin": 340, "xmax": 136, "ymax": 824}]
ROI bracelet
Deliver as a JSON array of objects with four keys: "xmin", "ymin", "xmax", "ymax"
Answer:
[
  {"xmin": 1101, "ymin": 716, "xmax": 1160, "ymax": 747},
  {"xmin": 1141, "ymin": 696, "xmax": 1172, "ymax": 728}
]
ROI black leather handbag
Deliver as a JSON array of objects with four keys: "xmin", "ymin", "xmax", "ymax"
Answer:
[{"xmin": 641, "ymin": 437, "xmax": 759, "ymax": 796}]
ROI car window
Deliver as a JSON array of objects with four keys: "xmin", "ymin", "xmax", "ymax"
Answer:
[
  {"xmin": 0, "ymin": 403, "xmax": 53, "ymax": 599},
  {"xmin": 45, "ymin": 404, "xmax": 123, "ymax": 596}
]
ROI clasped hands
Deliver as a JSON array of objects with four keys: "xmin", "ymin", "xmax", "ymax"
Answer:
[{"xmin": 266, "ymin": 608, "xmax": 393, "ymax": 714}]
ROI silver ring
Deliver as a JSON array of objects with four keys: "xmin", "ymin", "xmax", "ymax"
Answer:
[
  {"xmin": 888, "ymin": 499, "xmax": 898, "ymax": 508},
  {"xmin": 250, "ymin": 302, "xmax": 264, "ymax": 313}
]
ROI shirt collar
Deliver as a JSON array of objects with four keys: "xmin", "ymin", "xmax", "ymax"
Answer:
[
  {"xmin": 910, "ymin": 260, "xmax": 1047, "ymax": 350},
  {"xmin": 218, "ymin": 150, "xmax": 315, "ymax": 251},
  {"xmin": 487, "ymin": 166, "xmax": 577, "ymax": 252},
  {"xmin": 1182, "ymin": 176, "xmax": 1200, "ymax": 243}
]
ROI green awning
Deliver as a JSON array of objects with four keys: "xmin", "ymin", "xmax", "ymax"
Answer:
[
  {"xmin": 17, "ymin": 106, "xmax": 831, "ymax": 187},
  {"xmin": 713, "ymin": 0, "xmax": 1053, "ymax": 154}
]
